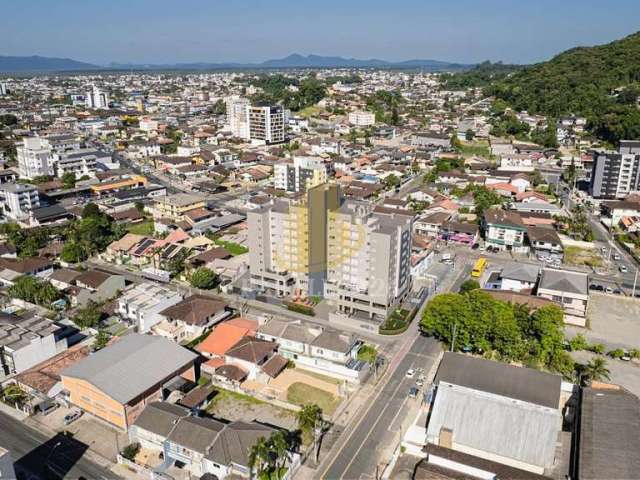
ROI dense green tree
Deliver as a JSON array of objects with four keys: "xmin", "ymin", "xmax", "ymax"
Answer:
[
  {"xmin": 8, "ymin": 276, "xmax": 61, "ymax": 306},
  {"xmin": 61, "ymin": 242, "xmax": 87, "ymax": 263},
  {"xmin": 484, "ymin": 32, "xmax": 640, "ymax": 143},
  {"xmin": 459, "ymin": 279, "xmax": 480, "ymax": 294},
  {"xmin": 61, "ymin": 172, "xmax": 76, "ymax": 189},
  {"xmin": 189, "ymin": 267, "xmax": 218, "ymax": 290},
  {"xmin": 81, "ymin": 202, "xmax": 101, "ymax": 218},
  {"xmin": 73, "ymin": 301, "xmax": 102, "ymax": 329}
]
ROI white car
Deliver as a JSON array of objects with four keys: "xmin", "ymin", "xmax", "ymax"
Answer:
[
  {"xmin": 620, "ymin": 265, "xmax": 628, "ymax": 273},
  {"xmin": 406, "ymin": 368, "xmax": 416, "ymax": 378},
  {"xmin": 613, "ymin": 253, "xmax": 621, "ymax": 261}
]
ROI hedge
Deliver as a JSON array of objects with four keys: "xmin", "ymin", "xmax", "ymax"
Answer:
[{"xmin": 286, "ymin": 302, "xmax": 315, "ymax": 316}]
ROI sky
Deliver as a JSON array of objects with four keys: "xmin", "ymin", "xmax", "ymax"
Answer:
[{"xmin": 2, "ymin": 0, "xmax": 640, "ymax": 66}]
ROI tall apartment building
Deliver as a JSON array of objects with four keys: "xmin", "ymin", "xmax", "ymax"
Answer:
[
  {"xmin": 273, "ymin": 156, "xmax": 328, "ymax": 193},
  {"xmin": 17, "ymin": 136, "xmax": 54, "ymax": 179},
  {"xmin": 85, "ymin": 85, "xmax": 110, "ymax": 109},
  {"xmin": 0, "ymin": 82, "xmax": 7, "ymax": 96},
  {"xmin": 590, "ymin": 141, "xmax": 640, "ymax": 199},
  {"xmin": 325, "ymin": 201, "xmax": 412, "ymax": 320},
  {"xmin": 248, "ymin": 184, "xmax": 412, "ymax": 319},
  {"xmin": 225, "ymin": 95, "xmax": 250, "ymax": 139},
  {"xmin": 248, "ymin": 104, "xmax": 285, "ymax": 144},
  {"xmin": 0, "ymin": 183, "xmax": 40, "ymax": 221},
  {"xmin": 248, "ymin": 184, "xmax": 340, "ymax": 297}
]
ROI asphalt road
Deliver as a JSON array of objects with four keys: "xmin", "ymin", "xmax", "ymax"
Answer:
[
  {"xmin": 320, "ymin": 337, "xmax": 441, "ymax": 480},
  {"xmin": 0, "ymin": 411, "xmax": 118, "ymax": 480}
]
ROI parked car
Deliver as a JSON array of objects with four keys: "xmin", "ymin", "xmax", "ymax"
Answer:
[
  {"xmin": 605, "ymin": 286, "xmax": 613, "ymax": 294},
  {"xmin": 620, "ymin": 265, "xmax": 628, "ymax": 273},
  {"xmin": 63, "ymin": 410, "xmax": 83, "ymax": 426},
  {"xmin": 471, "ymin": 243, "xmax": 480, "ymax": 250},
  {"xmin": 406, "ymin": 368, "xmax": 415, "ymax": 378},
  {"xmin": 408, "ymin": 387, "xmax": 419, "ymax": 398},
  {"xmin": 613, "ymin": 253, "xmax": 621, "ymax": 261}
]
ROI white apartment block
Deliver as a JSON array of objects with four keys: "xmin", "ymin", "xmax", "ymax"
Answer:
[
  {"xmin": 248, "ymin": 104, "xmax": 285, "ymax": 144},
  {"xmin": 117, "ymin": 283, "xmax": 183, "ymax": 333},
  {"xmin": 325, "ymin": 201, "xmax": 412, "ymax": 320},
  {"xmin": 0, "ymin": 316, "xmax": 65, "ymax": 375},
  {"xmin": 0, "ymin": 82, "xmax": 7, "ymax": 96},
  {"xmin": 53, "ymin": 149, "xmax": 105, "ymax": 178},
  {"xmin": 225, "ymin": 95, "xmax": 250, "ymax": 139},
  {"xmin": 0, "ymin": 183, "xmax": 40, "ymax": 221},
  {"xmin": 85, "ymin": 85, "xmax": 110, "ymax": 109},
  {"xmin": 273, "ymin": 156, "xmax": 328, "ymax": 193},
  {"xmin": 348, "ymin": 110, "xmax": 376, "ymax": 127},
  {"xmin": 17, "ymin": 137, "xmax": 55, "ymax": 179}
]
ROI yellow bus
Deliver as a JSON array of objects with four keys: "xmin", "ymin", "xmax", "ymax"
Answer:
[{"xmin": 471, "ymin": 257, "xmax": 487, "ymax": 277}]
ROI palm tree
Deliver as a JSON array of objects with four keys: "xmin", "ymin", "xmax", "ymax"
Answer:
[
  {"xmin": 269, "ymin": 431, "xmax": 289, "ymax": 478},
  {"xmin": 296, "ymin": 403, "xmax": 324, "ymax": 462},
  {"xmin": 248, "ymin": 436, "xmax": 270, "ymax": 479},
  {"xmin": 582, "ymin": 357, "xmax": 611, "ymax": 385}
]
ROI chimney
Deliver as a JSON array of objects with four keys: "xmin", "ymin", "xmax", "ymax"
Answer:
[{"xmin": 439, "ymin": 427, "xmax": 453, "ymax": 449}]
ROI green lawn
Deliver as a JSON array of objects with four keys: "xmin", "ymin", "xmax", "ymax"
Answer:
[
  {"xmin": 126, "ymin": 219, "xmax": 154, "ymax": 236},
  {"xmin": 207, "ymin": 387, "xmax": 265, "ymax": 410},
  {"xmin": 214, "ymin": 239, "xmax": 248, "ymax": 256},
  {"xmin": 287, "ymin": 382, "xmax": 340, "ymax": 416}
]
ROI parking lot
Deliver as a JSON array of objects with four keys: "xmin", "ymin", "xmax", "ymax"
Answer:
[
  {"xmin": 566, "ymin": 292, "xmax": 640, "ymax": 351},
  {"xmin": 28, "ymin": 404, "xmax": 128, "ymax": 462}
]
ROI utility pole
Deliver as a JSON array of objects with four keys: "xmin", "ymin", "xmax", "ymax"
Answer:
[
  {"xmin": 450, "ymin": 323, "xmax": 457, "ymax": 352},
  {"xmin": 633, "ymin": 268, "xmax": 638, "ymax": 298}
]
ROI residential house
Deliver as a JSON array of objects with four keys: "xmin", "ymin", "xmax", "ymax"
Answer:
[
  {"xmin": 152, "ymin": 295, "xmax": 230, "ymax": 343},
  {"xmin": 72, "ymin": 270, "xmax": 126, "ymax": 307},
  {"xmin": 439, "ymin": 221, "xmax": 479, "ymax": 245},
  {"xmin": 61, "ymin": 334, "xmax": 197, "ymax": 430},
  {"xmin": 117, "ymin": 283, "xmax": 182, "ymax": 333},
  {"xmin": 0, "ymin": 257, "xmax": 53, "ymax": 286},
  {"xmin": 130, "ymin": 401, "xmax": 298, "ymax": 479},
  {"xmin": 414, "ymin": 212, "xmax": 451, "ymax": 237},
  {"xmin": 536, "ymin": 268, "xmax": 589, "ymax": 323},
  {"xmin": 495, "ymin": 263, "xmax": 540, "ymax": 292},
  {"xmin": 527, "ymin": 226, "xmax": 563, "ymax": 258},
  {"xmin": 257, "ymin": 319, "xmax": 369, "ymax": 383},
  {"xmin": 483, "ymin": 209, "xmax": 528, "ymax": 253}
]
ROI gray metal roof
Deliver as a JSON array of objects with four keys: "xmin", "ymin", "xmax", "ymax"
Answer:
[
  {"xmin": 500, "ymin": 263, "xmax": 540, "ymax": 284},
  {"xmin": 132, "ymin": 401, "xmax": 189, "ymax": 438},
  {"xmin": 539, "ymin": 268, "xmax": 588, "ymax": 296},
  {"xmin": 578, "ymin": 387, "xmax": 640, "ymax": 480},
  {"xmin": 427, "ymin": 383, "xmax": 561, "ymax": 469},
  {"xmin": 61, "ymin": 334, "xmax": 197, "ymax": 403},
  {"xmin": 435, "ymin": 353, "xmax": 561, "ymax": 409},
  {"xmin": 206, "ymin": 421, "xmax": 274, "ymax": 467},
  {"xmin": 167, "ymin": 415, "xmax": 225, "ymax": 453}
]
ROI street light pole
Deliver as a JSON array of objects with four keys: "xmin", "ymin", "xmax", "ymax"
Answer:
[{"xmin": 633, "ymin": 268, "xmax": 638, "ymax": 298}]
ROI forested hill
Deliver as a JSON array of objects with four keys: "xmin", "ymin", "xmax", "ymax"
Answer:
[{"xmin": 485, "ymin": 31, "xmax": 640, "ymax": 143}]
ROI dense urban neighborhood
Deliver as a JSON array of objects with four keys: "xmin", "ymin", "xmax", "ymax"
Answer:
[{"xmin": 1, "ymin": 16, "xmax": 640, "ymax": 480}]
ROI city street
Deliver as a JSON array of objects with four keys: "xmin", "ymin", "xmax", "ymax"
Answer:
[
  {"xmin": 0, "ymin": 411, "xmax": 118, "ymax": 479},
  {"xmin": 318, "ymin": 337, "xmax": 441, "ymax": 479}
]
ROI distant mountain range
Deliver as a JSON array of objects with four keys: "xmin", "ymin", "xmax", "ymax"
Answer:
[
  {"xmin": 0, "ymin": 55, "xmax": 99, "ymax": 72},
  {"xmin": 0, "ymin": 53, "xmax": 472, "ymax": 73}
]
